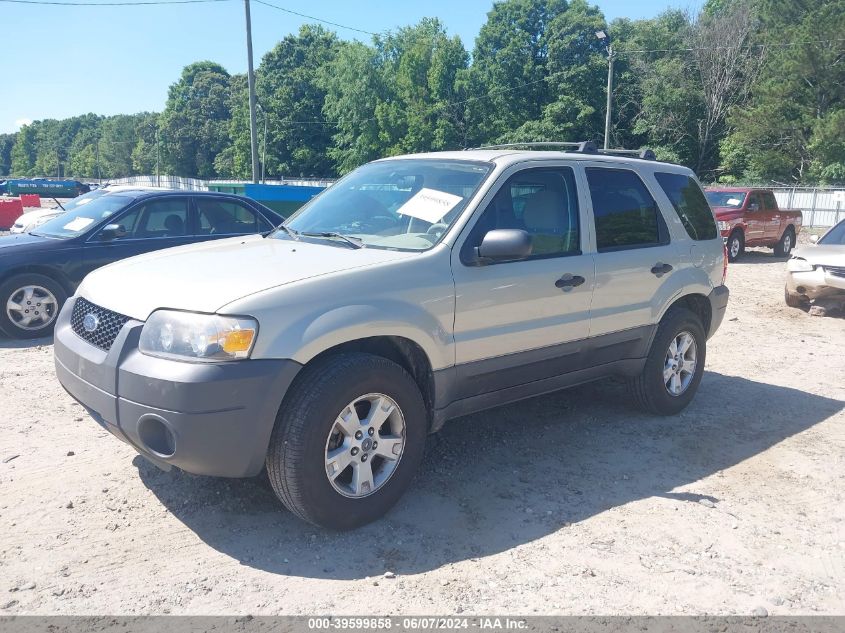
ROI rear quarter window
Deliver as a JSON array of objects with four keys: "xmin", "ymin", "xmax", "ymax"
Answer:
[{"xmin": 654, "ymin": 172, "xmax": 718, "ymax": 240}]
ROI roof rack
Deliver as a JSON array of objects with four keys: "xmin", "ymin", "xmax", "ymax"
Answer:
[{"xmin": 471, "ymin": 141, "xmax": 657, "ymax": 161}]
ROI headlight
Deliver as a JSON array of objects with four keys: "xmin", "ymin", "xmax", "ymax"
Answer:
[
  {"xmin": 718, "ymin": 221, "xmax": 731, "ymax": 231},
  {"xmin": 139, "ymin": 310, "xmax": 257, "ymax": 362},
  {"xmin": 787, "ymin": 257, "xmax": 814, "ymax": 272}
]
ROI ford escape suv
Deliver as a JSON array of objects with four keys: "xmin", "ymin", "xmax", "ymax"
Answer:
[{"xmin": 54, "ymin": 142, "xmax": 729, "ymax": 530}]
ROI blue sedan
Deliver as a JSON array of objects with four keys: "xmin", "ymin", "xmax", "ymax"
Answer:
[{"xmin": 0, "ymin": 188, "xmax": 282, "ymax": 339}]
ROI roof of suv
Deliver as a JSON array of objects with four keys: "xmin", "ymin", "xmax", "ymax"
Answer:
[{"xmin": 379, "ymin": 149, "xmax": 693, "ymax": 173}]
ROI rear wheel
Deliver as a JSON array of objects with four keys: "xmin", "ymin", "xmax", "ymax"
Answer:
[
  {"xmin": 629, "ymin": 307, "xmax": 706, "ymax": 416},
  {"xmin": 774, "ymin": 228, "xmax": 795, "ymax": 257},
  {"xmin": 727, "ymin": 230, "xmax": 744, "ymax": 262},
  {"xmin": 0, "ymin": 273, "xmax": 67, "ymax": 339},
  {"xmin": 266, "ymin": 352, "xmax": 427, "ymax": 530}
]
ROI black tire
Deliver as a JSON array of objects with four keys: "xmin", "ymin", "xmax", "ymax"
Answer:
[
  {"xmin": 727, "ymin": 230, "xmax": 744, "ymax": 262},
  {"xmin": 774, "ymin": 227, "xmax": 795, "ymax": 257},
  {"xmin": 266, "ymin": 352, "xmax": 427, "ymax": 530},
  {"xmin": 784, "ymin": 285, "xmax": 808, "ymax": 309},
  {"xmin": 0, "ymin": 273, "xmax": 67, "ymax": 339},
  {"xmin": 629, "ymin": 307, "xmax": 706, "ymax": 416}
]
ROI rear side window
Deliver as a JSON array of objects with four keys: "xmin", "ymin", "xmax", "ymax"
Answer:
[
  {"xmin": 585, "ymin": 167, "xmax": 666, "ymax": 251},
  {"xmin": 196, "ymin": 198, "xmax": 271, "ymax": 235},
  {"xmin": 762, "ymin": 191, "xmax": 777, "ymax": 210},
  {"xmin": 654, "ymin": 172, "xmax": 718, "ymax": 240}
]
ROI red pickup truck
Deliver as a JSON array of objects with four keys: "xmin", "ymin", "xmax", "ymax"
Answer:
[{"xmin": 705, "ymin": 187, "xmax": 803, "ymax": 262}]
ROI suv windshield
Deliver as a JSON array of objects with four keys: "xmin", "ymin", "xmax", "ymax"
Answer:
[
  {"xmin": 32, "ymin": 194, "xmax": 135, "ymax": 239},
  {"xmin": 705, "ymin": 191, "xmax": 746, "ymax": 209},
  {"xmin": 279, "ymin": 159, "xmax": 493, "ymax": 251}
]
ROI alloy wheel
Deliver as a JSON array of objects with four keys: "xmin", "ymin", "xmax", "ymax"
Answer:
[
  {"xmin": 6, "ymin": 285, "xmax": 59, "ymax": 331},
  {"xmin": 663, "ymin": 331, "xmax": 698, "ymax": 396}
]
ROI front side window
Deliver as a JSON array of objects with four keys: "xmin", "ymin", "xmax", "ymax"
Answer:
[
  {"xmin": 463, "ymin": 167, "xmax": 581, "ymax": 260},
  {"xmin": 196, "ymin": 198, "xmax": 270, "ymax": 235},
  {"xmin": 586, "ymin": 168, "xmax": 666, "ymax": 251},
  {"xmin": 127, "ymin": 199, "xmax": 189, "ymax": 238},
  {"xmin": 654, "ymin": 172, "xmax": 718, "ymax": 240},
  {"xmin": 280, "ymin": 159, "xmax": 493, "ymax": 251}
]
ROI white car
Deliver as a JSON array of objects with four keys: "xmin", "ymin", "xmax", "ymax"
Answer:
[
  {"xmin": 785, "ymin": 219, "xmax": 845, "ymax": 308},
  {"xmin": 10, "ymin": 207, "xmax": 64, "ymax": 234}
]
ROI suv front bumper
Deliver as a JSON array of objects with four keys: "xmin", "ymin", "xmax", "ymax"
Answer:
[{"xmin": 54, "ymin": 297, "xmax": 301, "ymax": 477}]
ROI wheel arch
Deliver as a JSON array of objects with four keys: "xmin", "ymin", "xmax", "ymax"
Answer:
[
  {"xmin": 659, "ymin": 293, "xmax": 713, "ymax": 338},
  {"xmin": 0, "ymin": 265, "xmax": 74, "ymax": 297},
  {"xmin": 292, "ymin": 335, "xmax": 436, "ymax": 428}
]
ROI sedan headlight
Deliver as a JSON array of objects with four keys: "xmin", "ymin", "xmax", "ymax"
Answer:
[
  {"xmin": 787, "ymin": 257, "xmax": 814, "ymax": 272},
  {"xmin": 139, "ymin": 310, "xmax": 257, "ymax": 362}
]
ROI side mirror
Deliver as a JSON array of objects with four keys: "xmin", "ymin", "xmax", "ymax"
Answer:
[
  {"xmin": 810, "ymin": 234, "xmax": 819, "ymax": 244},
  {"xmin": 100, "ymin": 223, "xmax": 127, "ymax": 241},
  {"xmin": 474, "ymin": 229, "xmax": 532, "ymax": 264},
  {"xmin": 748, "ymin": 202, "xmax": 760, "ymax": 212}
]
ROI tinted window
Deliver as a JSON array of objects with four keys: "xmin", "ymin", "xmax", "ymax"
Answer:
[
  {"xmin": 128, "ymin": 199, "xmax": 188, "ymax": 238},
  {"xmin": 747, "ymin": 193, "xmax": 762, "ymax": 210},
  {"xmin": 654, "ymin": 172, "xmax": 718, "ymax": 240},
  {"xmin": 586, "ymin": 168, "xmax": 664, "ymax": 251},
  {"xmin": 465, "ymin": 167, "xmax": 580, "ymax": 259},
  {"xmin": 762, "ymin": 191, "xmax": 778, "ymax": 210},
  {"xmin": 196, "ymin": 198, "xmax": 269, "ymax": 235}
]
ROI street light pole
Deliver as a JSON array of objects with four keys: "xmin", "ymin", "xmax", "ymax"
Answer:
[
  {"xmin": 244, "ymin": 0, "xmax": 260, "ymax": 184},
  {"xmin": 596, "ymin": 30, "xmax": 614, "ymax": 150},
  {"xmin": 262, "ymin": 111, "xmax": 267, "ymax": 184},
  {"xmin": 155, "ymin": 126, "xmax": 161, "ymax": 187}
]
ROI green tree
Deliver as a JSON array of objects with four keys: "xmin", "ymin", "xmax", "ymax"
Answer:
[
  {"xmin": 158, "ymin": 61, "xmax": 232, "ymax": 178},
  {"xmin": 257, "ymin": 25, "xmax": 341, "ymax": 178},
  {"xmin": 0, "ymin": 133, "xmax": 15, "ymax": 176}
]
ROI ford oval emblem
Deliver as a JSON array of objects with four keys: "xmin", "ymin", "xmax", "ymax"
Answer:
[{"xmin": 82, "ymin": 313, "xmax": 100, "ymax": 333}]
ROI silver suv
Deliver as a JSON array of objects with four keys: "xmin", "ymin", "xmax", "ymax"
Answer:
[{"xmin": 54, "ymin": 143, "xmax": 729, "ymax": 529}]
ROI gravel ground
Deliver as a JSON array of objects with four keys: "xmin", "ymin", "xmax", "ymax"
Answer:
[{"xmin": 0, "ymin": 239, "xmax": 843, "ymax": 616}]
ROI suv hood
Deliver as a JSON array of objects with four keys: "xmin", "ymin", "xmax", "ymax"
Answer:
[{"xmin": 78, "ymin": 234, "xmax": 417, "ymax": 320}]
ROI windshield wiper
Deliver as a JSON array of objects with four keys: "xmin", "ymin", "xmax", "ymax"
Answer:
[
  {"xmin": 275, "ymin": 224, "xmax": 300, "ymax": 240},
  {"xmin": 299, "ymin": 231, "xmax": 364, "ymax": 249}
]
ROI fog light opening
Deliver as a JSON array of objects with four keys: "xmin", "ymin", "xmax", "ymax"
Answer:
[{"xmin": 137, "ymin": 415, "xmax": 176, "ymax": 458}]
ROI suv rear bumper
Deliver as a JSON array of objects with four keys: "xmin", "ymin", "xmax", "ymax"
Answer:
[
  {"xmin": 707, "ymin": 285, "xmax": 730, "ymax": 337},
  {"xmin": 54, "ymin": 297, "xmax": 301, "ymax": 477}
]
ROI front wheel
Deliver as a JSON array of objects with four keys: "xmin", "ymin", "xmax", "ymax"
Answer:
[
  {"xmin": 629, "ymin": 307, "xmax": 706, "ymax": 416},
  {"xmin": 266, "ymin": 353, "xmax": 427, "ymax": 530},
  {"xmin": 0, "ymin": 273, "xmax": 67, "ymax": 339}
]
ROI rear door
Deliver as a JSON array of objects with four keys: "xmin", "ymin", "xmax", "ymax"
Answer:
[
  {"xmin": 81, "ymin": 196, "xmax": 194, "ymax": 279},
  {"xmin": 192, "ymin": 196, "xmax": 275, "ymax": 244},
  {"xmin": 450, "ymin": 164, "xmax": 595, "ymax": 396},
  {"xmin": 584, "ymin": 165, "xmax": 680, "ymax": 342},
  {"xmin": 761, "ymin": 190, "xmax": 781, "ymax": 240}
]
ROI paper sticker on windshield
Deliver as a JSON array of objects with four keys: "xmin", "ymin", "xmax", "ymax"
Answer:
[
  {"xmin": 727, "ymin": 198, "xmax": 741, "ymax": 205},
  {"xmin": 63, "ymin": 217, "xmax": 95, "ymax": 231},
  {"xmin": 397, "ymin": 188, "xmax": 463, "ymax": 224}
]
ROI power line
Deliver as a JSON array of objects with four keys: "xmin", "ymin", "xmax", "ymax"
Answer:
[
  {"xmin": 253, "ymin": 0, "xmax": 379, "ymax": 36},
  {"xmin": 0, "ymin": 0, "xmax": 231, "ymax": 5}
]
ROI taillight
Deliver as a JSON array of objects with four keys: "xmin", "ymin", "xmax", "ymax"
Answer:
[{"xmin": 722, "ymin": 242, "xmax": 728, "ymax": 284}]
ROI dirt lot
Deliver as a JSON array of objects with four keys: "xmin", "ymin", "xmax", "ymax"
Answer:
[{"xmin": 0, "ymin": 241, "xmax": 843, "ymax": 616}]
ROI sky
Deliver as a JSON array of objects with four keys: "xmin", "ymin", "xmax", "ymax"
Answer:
[{"xmin": 1, "ymin": 0, "xmax": 701, "ymax": 134}]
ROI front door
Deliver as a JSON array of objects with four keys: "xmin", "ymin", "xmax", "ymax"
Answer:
[
  {"xmin": 451, "ymin": 165, "xmax": 595, "ymax": 397},
  {"xmin": 744, "ymin": 192, "xmax": 767, "ymax": 244}
]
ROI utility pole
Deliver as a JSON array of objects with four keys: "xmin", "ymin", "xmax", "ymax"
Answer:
[
  {"xmin": 244, "ymin": 0, "xmax": 260, "ymax": 184},
  {"xmin": 56, "ymin": 147, "xmax": 60, "ymax": 179},
  {"xmin": 95, "ymin": 140, "xmax": 101, "ymax": 182},
  {"xmin": 595, "ymin": 30, "xmax": 614, "ymax": 150},
  {"xmin": 155, "ymin": 127, "xmax": 161, "ymax": 187},
  {"xmin": 262, "ymin": 109, "xmax": 268, "ymax": 184}
]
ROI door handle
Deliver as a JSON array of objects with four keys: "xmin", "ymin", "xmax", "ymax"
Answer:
[
  {"xmin": 555, "ymin": 274, "xmax": 586, "ymax": 289},
  {"xmin": 651, "ymin": 262, "xmax": 673, "ymax": 276}
]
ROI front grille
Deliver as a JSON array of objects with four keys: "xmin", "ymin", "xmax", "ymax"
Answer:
[
  {"xmin": 70, "ymin": 297, "xmax": 130, "ymax": 351},
  {"xmin": 826, "ymin": 266, "xmax": 845, "ymax": 279}
]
